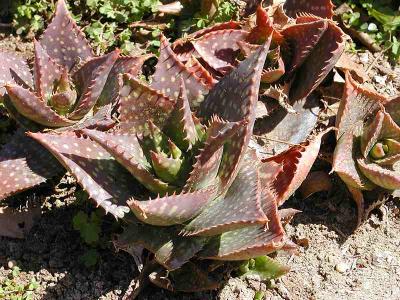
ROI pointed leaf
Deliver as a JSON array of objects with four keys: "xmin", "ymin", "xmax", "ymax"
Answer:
[
  {"xmin": 281, "ymin": 20, "xmax": 328, "ymax": 75},
  {"xmin": 149, "ymin": 151, "xmax": 182, "ymax": 184},
  {"xmin": 263, "ymin": 130, "xmax": 329, "ymax": 205},
  {"xmin": 164, "ymin": 79, "xmax": 198, "ymax": 150},
  {"xmin": 385, "ymin": 96, "xmax": 400, "ymax": 124},
  {"xmin": 172, "ymin": 21, "xmax": 242, "ymax": 62},
  {"xmin": 184, "ymin": 56, "xmax": 216, "ymax": 89},
  {"xmin": 5, "ymin": 84, "xmax": 76, "ymax": 127},
  {"xmin": 151, "ymin": 35, "xmax": 210, "ymax": 107},
  {"xmin": 193, "ymin": 29, "xmax": 248, "ymax": 73},
  {"xmin": 184, "ymin": 118, "xmax": 247, "ymax": 191},
  {"xmin": 284, "ymin": 0, "xmax": 334, "ymax": 19},
  {"xmin": 97, "ymin": 55, "xmax": 151, "ymax": 107},
  {"xmin": 0, "ymin": 52, "xmax": 32, "ymax": 96},
  {"xmin": 70, "ymin": 103, "xmax": 115, "ymax": 131},
  {"xmin": 0, "ymin": 131, "xmax": 62, "ymax": 201},
  {"xmin": 33, "ymin": 39, "xmax": 63, "ymax": 98},
  {"xmin": 128, "ymin": 188, "xmax": 216, "ymax": 226},
  {"xmin": 2, "ymin": 95, "xmax": 43, "ymax": 131},
  {"xmin": 246, "ymin": 6, "xmax": 284, "ymax": 45},
  {"xmin": 40, "ymin": 0, "xmax": 93, "ymax": 70},
  {"xmin": 69, "ymin": 50, "xmax": 119, "ymax": 120},
  {"xmin": 199, "ymin": 39, "xmax": 271, "ymax": 189},
  {"xmin": 332, "ymin": 126, "xmax": 376, "ymax": 190},
  {"xmin": 289, "ymin": 21, "xmax": 345, "ymax": 101},
  {"xmin": 81, "ymin": 129, "xmax": 172, "ymax": 194},
  {"xmin": 182, "ymin": 151, "xmax": 268, "ymax": 236},
  {"xmin": 199, "ymin": 191, "xmax": 285, "ymax": 260},
  {"xmin": 28, "ymin": 131, "xmax": 137, "ymax": 218},
  {"xmin": 361, "ymin": 110, "xmax": 400, "ymax": 162},
  {"xmin": 118, "ymin": 74, "xmax": 175, "ymax": 134},
  {"xmin": 116, "ymin": 222, "xmax": 206, "ymax": 270},
  {"xmin": 255, "ymin": 93, "xmax": 321, "ymax": 155},
  {"xmin": 299, "ymin": 171, "xmax": 333, "ymax": 199},
  {"xmin": 336, "ymin": 72, "xmax": 387, "ymax": 137},
  {"xmin": 238, "ymin": 42, "xmax": 285, "ymax": 83},
  {"xmin": 357, "ymin": 158, "xmax": 400, "ymax": 190}
]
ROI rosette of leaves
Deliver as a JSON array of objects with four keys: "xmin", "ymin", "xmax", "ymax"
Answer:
[
  {"xmin": 0, "ymin": 0, "xmax": 148, "ymax": 201},
  {"xmin": 333, "ymin": 73, "xmax": 400, "ymax": 223},
  {"xmin": 28, "ymin": 32, "xmax": 329, "ymax": 290},
  {"xmin": 169, "ymin": 1, "xmax": 345, "ymax": 159},
  {"xmin": 171, "ymin": 1, "xmax": 345, "ymax": 102}
]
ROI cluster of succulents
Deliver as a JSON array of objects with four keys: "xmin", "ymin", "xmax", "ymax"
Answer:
[{"xmin": 0, "ymin": 0, "xmax": 399, "ymax": 293}]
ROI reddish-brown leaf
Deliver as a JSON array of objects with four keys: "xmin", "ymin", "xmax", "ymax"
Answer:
[{"xmin": 40, "ymin": 0, "xmax": 93, "ymax": 70}]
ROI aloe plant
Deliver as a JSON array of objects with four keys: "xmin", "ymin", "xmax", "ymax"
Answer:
[
  {"xmin": 0, "ymin": 0, "xmax": 148, "ymax": 201},
  {"xmin": 27, "ymin": 27, "xmax": 331, "ymax": 289},
  {"xmin": 172, "ymin": 2, "xmax": 345, "ymax": 102},
  {"xmin": 0, "ymin": 0, "xmax": 350, "ymax": 292},
  {"xmin": 333, "ymin": 72, "xmax": 400, "ymax": 223}
]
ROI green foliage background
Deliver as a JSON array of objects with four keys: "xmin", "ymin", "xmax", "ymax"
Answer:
[
  {"xmin": 0, "ymin": 0, "xmax": 238, "ymax": 55},
  {"xmin": 334, "ymin": 0, "xmax": 400, "ymax": 61}
]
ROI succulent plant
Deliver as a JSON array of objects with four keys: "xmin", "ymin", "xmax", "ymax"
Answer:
[
  {"xmin": 171, "ymin": 2, "xmax": 345, "ymax": 103},
  {"xmin": 0, "ymin": 0, "xmax": 351, "ymax": 292},
  {"xmin": 26, "ymin": 32, "xmax": 328, "ymax": 290},
  {"xmin": 333, "ymin": 73, "xmax": 400, "ymax": 223},
  {"xmin": 0, "ymin": 0, "xmax": 148, "ymax": 201}
]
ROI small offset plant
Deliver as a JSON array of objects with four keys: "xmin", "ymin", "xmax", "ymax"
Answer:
[
  {"xmin": 0, "ymin": 0, "xmax": 147, "ymax": 201},
  {"xmin": 333, "ymin": 72, "xmax": 400, "ymax": 223},
  {"xmin": 73, "ymin": 209, "xmax": 103, "ymax": 267}
]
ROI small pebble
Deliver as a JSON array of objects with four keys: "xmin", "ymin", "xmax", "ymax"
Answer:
[
  {"xmin": 359, "ymin": 52, "xmax": 369, "ymax": 64},
  {"xmin": 335, "ymin": 262, "xmax": 349, "ymax": 273},
  {"xmin": 7, "ymin": 260, "xmax": 17, "ymax": 269},
  {"xmin": 374, "ymin": 75, "xmax": 387, "ymax": 85}
]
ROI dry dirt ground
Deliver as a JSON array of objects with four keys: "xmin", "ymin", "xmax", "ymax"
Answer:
[{"xmin": 0, "ymin": 35, "xmax": 399, "ymax": 300}]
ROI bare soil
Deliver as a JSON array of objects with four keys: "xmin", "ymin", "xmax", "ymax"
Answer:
[{"xmin": 0, "ymin": 36, "xmax": 399, "ymax": 300}]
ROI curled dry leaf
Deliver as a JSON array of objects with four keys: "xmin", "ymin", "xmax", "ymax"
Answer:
[{"xmin": 299, "ymin": 171, "xmax": 333, "ymax": 199}]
